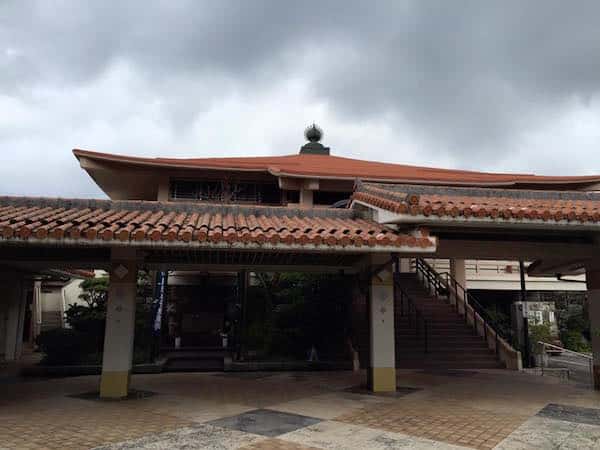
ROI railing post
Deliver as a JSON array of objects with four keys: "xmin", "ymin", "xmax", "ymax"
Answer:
[
  {"xmin": 453, "ymin": 279, "xmax": 458, "ymax": 312},
  {"xmin": 495, "ymin": 331, "xmax": 499, "ymax": 357},
  {"xmin": 415, "ymin": 310, "xmax": 419, "ymax": 337},
  {"xmin": 402, "ymin": 290, "xmax": 405, "ymax": 316}
]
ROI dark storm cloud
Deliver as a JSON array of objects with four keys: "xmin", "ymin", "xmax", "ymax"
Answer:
[
  {"xmin": 5, "ymin": 1, "xmax": 600, "ymax": 149},
  {"xmin": 313, "ymin": 1, "xmax": 600, "ymax": 159},
  {"xmin": 0, "ymin": 1, "xmax": 390, "ymax": 88},
  {"xmin": 1, "ymin": 1, "xmax": 600, "ymax": 197}
]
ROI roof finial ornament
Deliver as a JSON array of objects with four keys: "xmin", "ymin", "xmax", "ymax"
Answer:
[
  {"xmin": 300, "ymin": 123, "xmax": 330, "ymax": 155},
  {"xmin": 304, "ymin": 123, "xmax": 323, "ymax": 143}
]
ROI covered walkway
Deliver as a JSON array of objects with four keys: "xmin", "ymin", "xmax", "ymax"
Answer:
[{"xmin": 1, "ymin": 369, "xmax": 600, "ymax": 449}]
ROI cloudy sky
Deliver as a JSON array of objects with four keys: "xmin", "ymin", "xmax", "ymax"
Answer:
[{"xmin": 2, "ymin": 1, "xmax": 600, "ymax": 198}]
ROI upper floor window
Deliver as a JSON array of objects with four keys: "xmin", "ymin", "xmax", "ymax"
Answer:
[
  {"xmin": 170, "ymin": 179, "xmax": 282, "ymax": 205},
  {"xmin": 313, "ymin": 190, "xmax": 352, "ymax": 206}
]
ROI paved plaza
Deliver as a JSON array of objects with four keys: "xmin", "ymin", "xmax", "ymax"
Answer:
[{"xmin": 1, "ymin": 369, "xmax": 600, "ymax": 449}]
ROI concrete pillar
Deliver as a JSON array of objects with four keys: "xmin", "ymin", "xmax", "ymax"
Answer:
[
  {"xmin": 32, "ymin": 281, "xmax": 42, "ymax": 340},
  {"xmin": 586, "ymin": 263, "xmax": 600, "ymax": 390},
  {"xmin": 100, "ymin": 249, "xmax": 138, "ymax": 398},
  {"xmin": 300, "ymin": 189, "xmax": 313, "ymax": 206},
  {"xmin": 3, "ymin": 278, "xmax": 26, "ymax": 361},
  {"xmin": 157, "ymin": 176, "xmax": 170, "ymax": 202},
  {"xmin": 450, "ymin": 259, "xmax": 467, "ymax": 288},
  {"xmin": 368, "ymin": 255, "xmax": 396, "ymax": 392},
  {"xmin": 398, "ymin": 258, "xmax": 412, "ymax": 273}
]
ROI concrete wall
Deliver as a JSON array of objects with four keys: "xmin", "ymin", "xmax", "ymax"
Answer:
[
  {"xmin": 38, "ymin": 279, "xmax": 85, "ymax": 332},
  {"xmin": 428, "ymin": 259, "xmax": 586, "ymax": 291}
]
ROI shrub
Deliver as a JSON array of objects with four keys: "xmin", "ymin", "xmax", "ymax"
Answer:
[
  {"xmin": 35, "ymin": 329, "xmax": 93, "ymax": 365},
  {"xmin": 561, "ymin": 330, "xmax": 592, "ymax": 353},
  {"xmin": 529, "ymin": 323, "xmax": 554, "ymax": 355},
  {"xmin": 38, "ymin": 271, "xmax": 157, "ymax": 366}
]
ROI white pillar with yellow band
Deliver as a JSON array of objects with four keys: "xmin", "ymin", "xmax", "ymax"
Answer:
[
  {"xmin": 369, "ymin": 257, "xmax": 396, "ymax": 392},
  {"xmin": 100, "ymin": 249, "xmax": 138, "ymax": 399},
  {"xmin": 586, "ymin": 262, "xmax": 600, "ymax": 390}
]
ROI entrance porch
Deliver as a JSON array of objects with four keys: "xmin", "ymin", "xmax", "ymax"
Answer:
[{"xmin": 1, "ymin": 369, "xmax": 600, "ymax": 449}]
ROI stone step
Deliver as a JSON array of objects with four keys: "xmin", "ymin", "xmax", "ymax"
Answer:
[
  {"xmin": 393, "ymin": 270, "xmax": 503, "ymax": 371},
  {"xmin": 396, "ymin": 346, "xmax": 495, "ymax": 359},
  {"xmin": 163, "ymin": 358, "xmax": 224, "ymax": 372},
  {"xmin": 396, "ymin": 361, "xmax": 504, "ymax": 369}
]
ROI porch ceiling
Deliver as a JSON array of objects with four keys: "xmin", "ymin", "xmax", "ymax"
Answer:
[{"xmin": 0, "ymin": 245, "xmax": 367, "ymax": 273}]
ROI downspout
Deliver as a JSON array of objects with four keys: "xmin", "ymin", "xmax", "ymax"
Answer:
[
  {"xmin": 33, "ymin": 280, "xmax": 42, "ymax": 339},
  {"xmin": 519, "ymin": 260, "xmax": 531, "ymax": 368},
  {"xmin": 60, "ymin": 283, "xmax": 67, "ymax": 328}
]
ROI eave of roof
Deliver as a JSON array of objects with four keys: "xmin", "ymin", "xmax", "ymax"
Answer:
[
  {"xmin": 73, "ymin": 149, "xmax": 600, "ymax": 188},
  {"xmin": 0, "ymin": 196, "xmax": 435, "ymax": 252},
  {"xmin": 352, "ymin": 181, "xmax": 600, "ymax": 229}
]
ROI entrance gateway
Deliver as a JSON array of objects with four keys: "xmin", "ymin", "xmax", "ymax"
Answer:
[{"xmin": 1, "ymin": 125, "xmax": 599, "ymax": 398}]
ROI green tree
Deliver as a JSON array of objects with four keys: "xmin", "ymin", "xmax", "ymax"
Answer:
[{"xmin": 37, "ymin": 271, "xmax": 157, "ymax": 365}]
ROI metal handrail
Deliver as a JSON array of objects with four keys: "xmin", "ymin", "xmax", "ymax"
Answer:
[
  {"xmin": 415, "ymin": 258, "xmax": 514, "ymax": 352},
  {"xmin": 537, "ymin": 341, "xmax": 594, "ymax": 386},
  {"xmin": 394, "ymin": 273, "xmax": 428, "ymax": 353},
  {"xmin": 537, "ymin": 341, "xmax": 592, "ymax": 360}
]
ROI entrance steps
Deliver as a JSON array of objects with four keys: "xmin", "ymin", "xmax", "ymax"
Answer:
[
  {"xmin": 161, "ymin": 347, "xmax": 227, "ymax": 372},
  {"xmin": 395, "ymin": 273, "xmax": 504, "ymax": 369}
]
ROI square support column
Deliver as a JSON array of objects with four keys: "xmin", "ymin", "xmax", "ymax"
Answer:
[
  {"xmin": 586, "ymin": 263, "xmax": 600, "ymax": 390},
  {"xmin": 450, "ymin": 259, "xmax": 466, "ymax": 288},
  {"xmin": 300, "ymin": 189, "xmax": 313, "ymax": 206},
  {"xmin": 397, "ymin": 258, "xmax": 412, "ymax": 273},
  {"xmin": 3, "ymin": 278, "xmax": 26, "ymax": 361},
  {"xmin": 100, "ymin": 249, "xmax": 138, "ymax": 399},
  {"xmin": 368, "ymin": 256, "xmax": 396, "ymax": 392}
]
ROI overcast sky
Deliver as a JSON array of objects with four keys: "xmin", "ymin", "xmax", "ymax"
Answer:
[{"xmin": 2, "ymin": 1, "xmax": 600, "ymax": 198}]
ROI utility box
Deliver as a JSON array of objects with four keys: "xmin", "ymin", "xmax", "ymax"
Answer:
[{"xmin": 512, "ymin": 301, "xmax": 559, "ymax": 350}]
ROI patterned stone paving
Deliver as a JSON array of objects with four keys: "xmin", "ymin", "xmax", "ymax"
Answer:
[
  {"xmin": 343, "ymin": 384, "xmax": 422, "ymax": 397},
  {"xmin": 0, "ymin": 401, "xmax": 194, "ymax": 450},
  {"xmin": 537, "ymin": 403, "xmax": 600, "ymax": 426},
  {"xmin": 495, "ymin": 415, "xmax": 600, "ymax": 449},
  {"xmin": 93, "ymin": 424, "xmax": 266, "ymax": 450},
  {"xmin": 240, "ymin": 438, "xmax": 321, "ymax": 450},
  {"xmin": 0, "ymin": 370, "xmax": 600, "ymax": 449},
  {"xmin": 208, "ymin": 409, "xmax": 322, "ymax": 437},
  {"xmin": 334, "ymin": 399, "xmax": 530, "ymax": 449}
]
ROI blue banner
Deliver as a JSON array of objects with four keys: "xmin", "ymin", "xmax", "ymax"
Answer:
[{"xmin": 153, "ymin": 271, "xmax": 168, "ymax": 335}]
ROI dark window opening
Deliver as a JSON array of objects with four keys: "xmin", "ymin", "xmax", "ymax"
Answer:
[
  {"xmin": 285, "ymin": 190, "xmax": 300, "ymax": 204},
  {"xmin": 170, "ymin": 179, "xmax": 282, "ymax": 204},
  {"xmin": 313, "ymin": 191, "xmax": 352, "ymax": 206}
]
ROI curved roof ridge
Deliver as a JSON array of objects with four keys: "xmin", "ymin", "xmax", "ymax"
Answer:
[{"xmin": 73, "ymin": 148, "xmax": 600, "ymax": 187}]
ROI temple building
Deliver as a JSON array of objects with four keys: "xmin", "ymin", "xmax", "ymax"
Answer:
[{"xmin": 1, "ymin": 125, "xmax": 599, "ymax": 398}]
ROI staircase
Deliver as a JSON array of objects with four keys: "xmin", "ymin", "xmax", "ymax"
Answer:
[
  {"xmin": 161, "ymin": 347, "xmax": 227, "ymax": 372},
  {"xmin": 394, "ymin": 272, "xmax": 504, "ymax": 369}
]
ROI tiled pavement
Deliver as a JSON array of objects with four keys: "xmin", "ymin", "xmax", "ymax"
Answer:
[{"xmin": 1, "ymin": 369, "xmax": 600, "ymax": 449}]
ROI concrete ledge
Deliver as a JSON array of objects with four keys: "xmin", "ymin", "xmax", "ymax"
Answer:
[
  {"xmin": 20, "ymin": 363, "xmax": 163, "ymax": 377},
  {"xmin": 225, "ymin": 360, "xmax": 353, "ymax": 372}
]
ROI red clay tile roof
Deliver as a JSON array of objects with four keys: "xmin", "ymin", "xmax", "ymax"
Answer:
[
  {"xmin": 0, "ymin": 197, "xmax": 435, "ymax": 250},
  {"xmin": 73, "ymin": 149, "xmax": 600, "ymax": 188},
  {"xmin": 353, "ymin": 182, "xmax": 600, "ymax": 224}
]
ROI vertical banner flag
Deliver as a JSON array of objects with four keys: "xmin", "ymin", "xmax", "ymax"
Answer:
[{"xmin": 153, "ymin": 271, "xmax": 168, "ymax": 335}]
